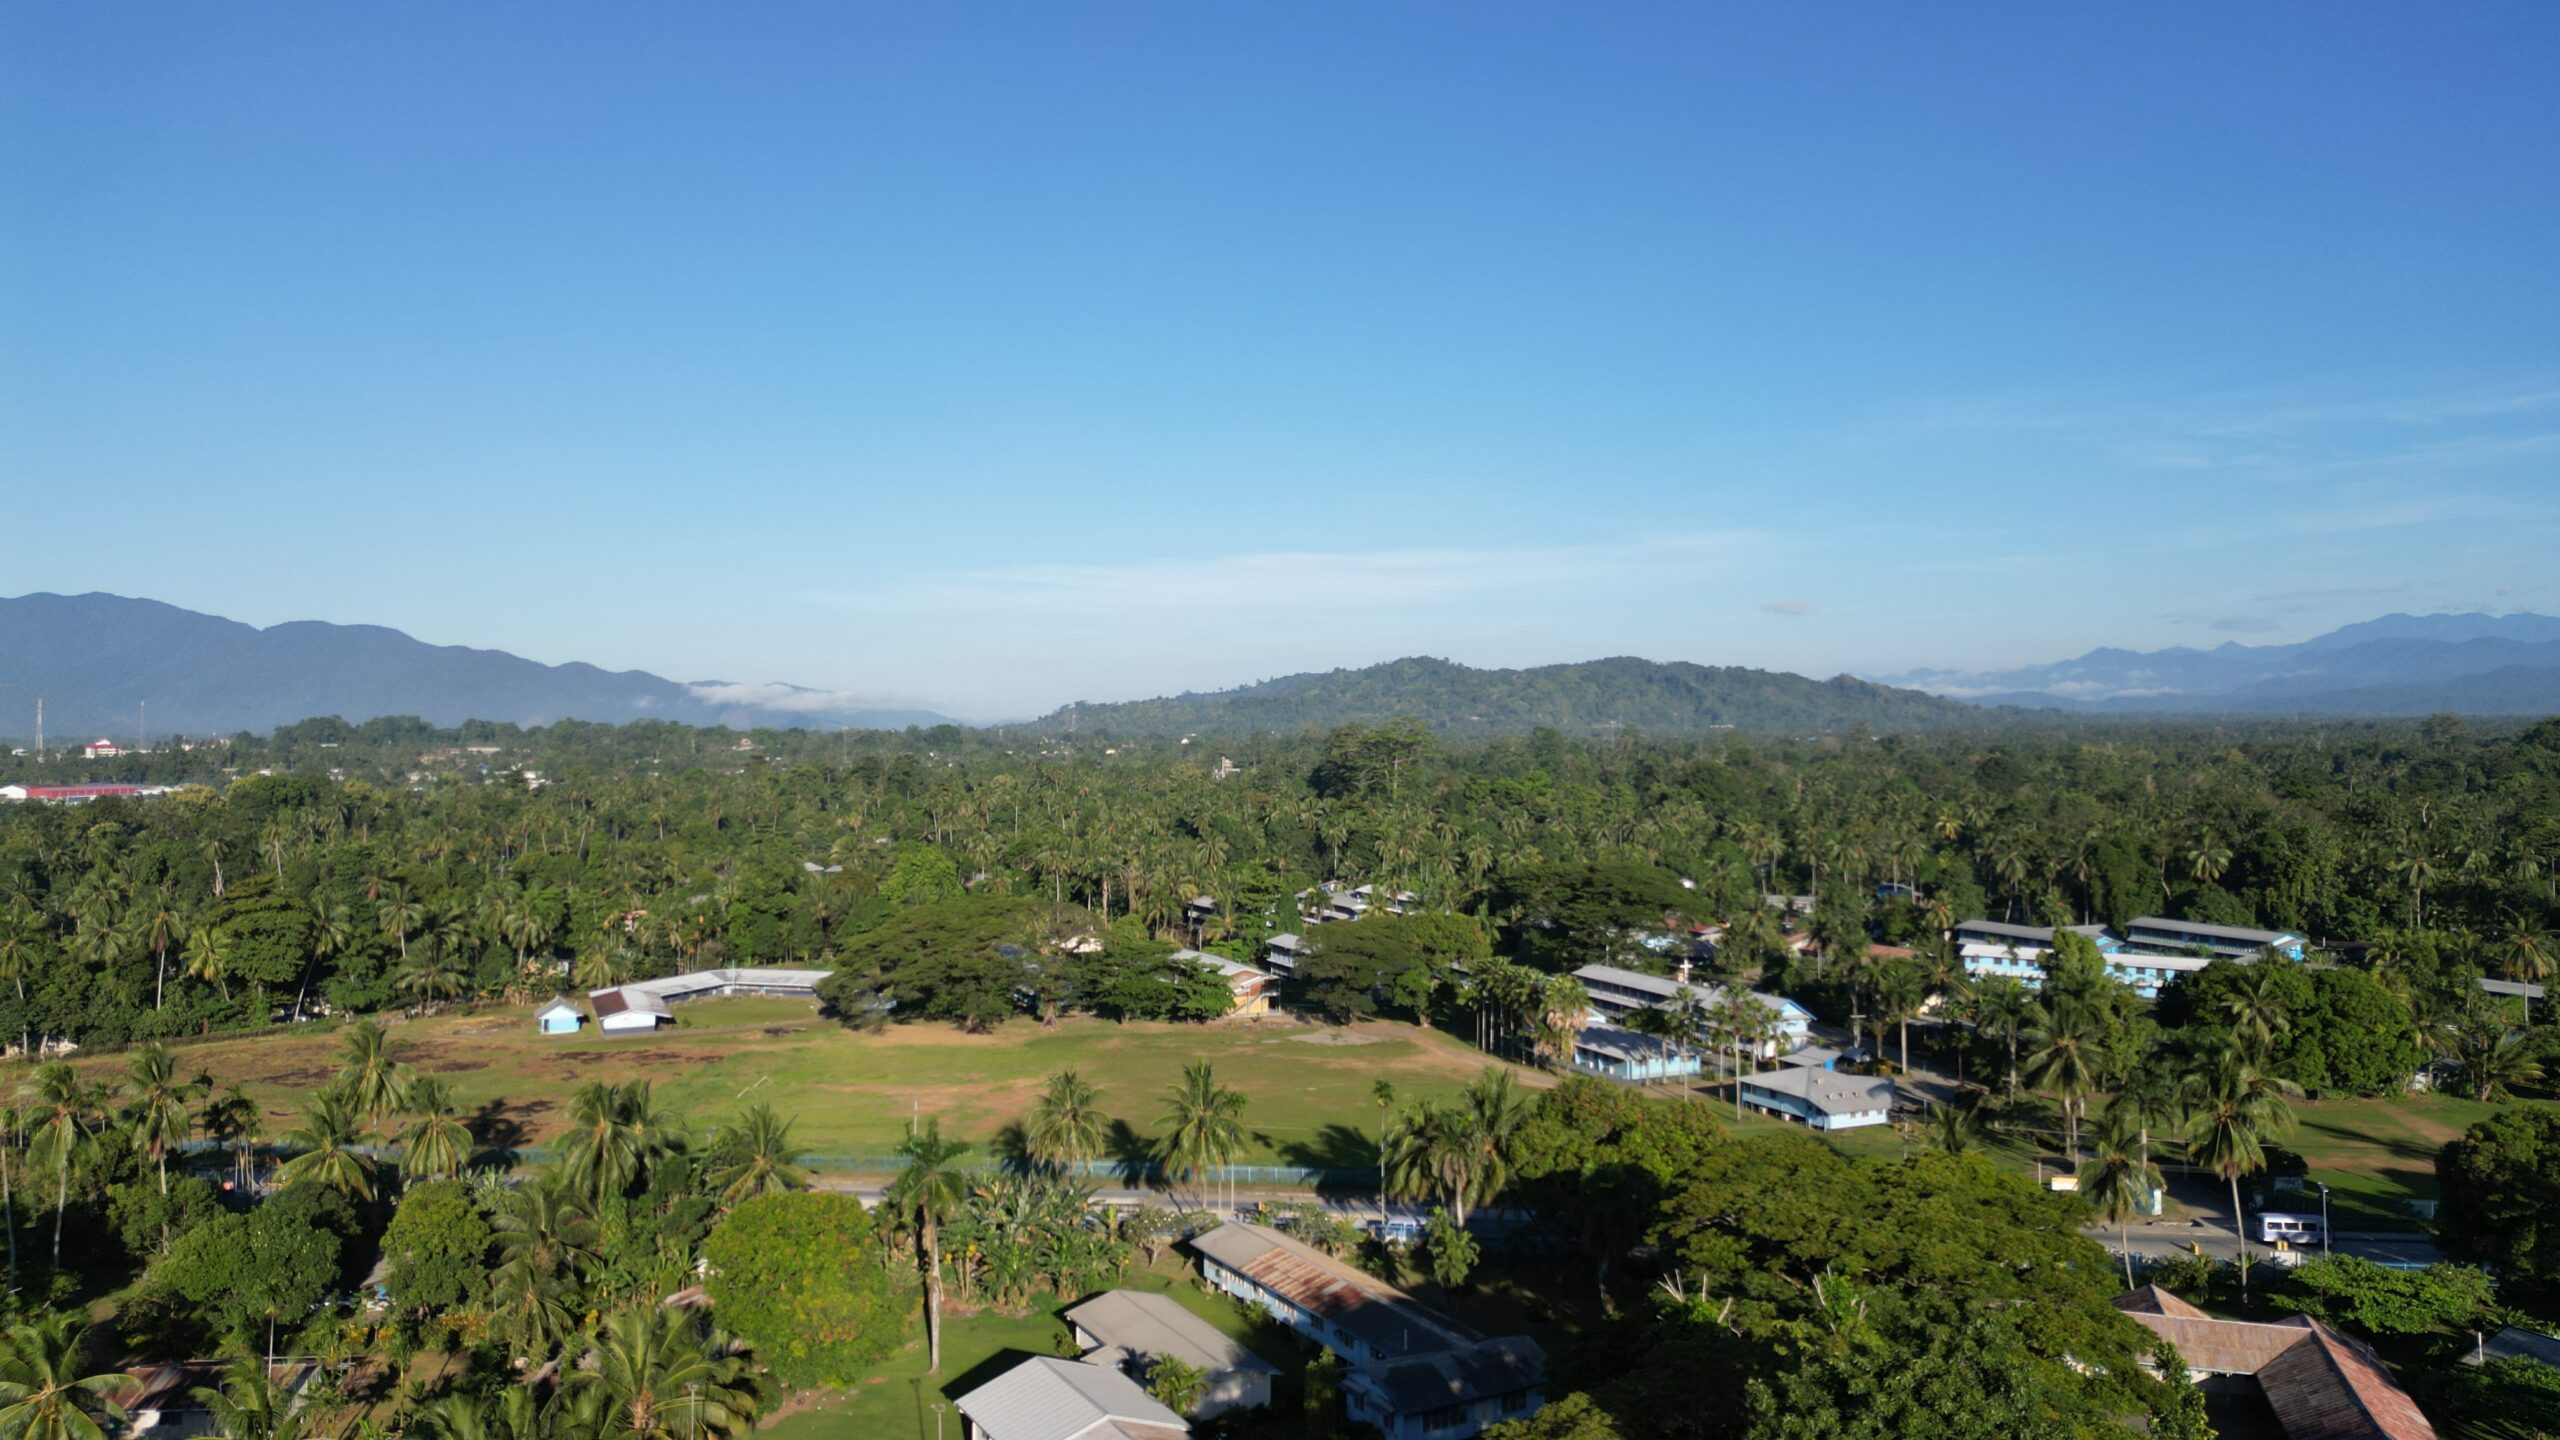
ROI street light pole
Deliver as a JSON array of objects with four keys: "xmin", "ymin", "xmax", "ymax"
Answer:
[{"xmin": 2316, "ymin": 1182, "xmax": 2331, "ymax": 1258}]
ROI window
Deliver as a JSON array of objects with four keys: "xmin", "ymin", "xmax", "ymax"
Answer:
[
  {"xmin": 1501, "ymin": 1389, "xmax": 1535, "ymax": 1412},
  {"xmin": 1422, "ymin": 1404, "xmax": 1467, "ymax": 1431}
]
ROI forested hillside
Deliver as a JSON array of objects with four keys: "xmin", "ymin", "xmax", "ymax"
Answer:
[{"xmin": 1031, "ymin": 655, "xmax": 1985, "ymax": 737}]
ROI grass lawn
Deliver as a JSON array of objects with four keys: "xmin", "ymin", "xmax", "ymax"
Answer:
[
  {"xmin": 757, "ymin": 1254, "xmax": 1299, "ymax": 1440},
  {"xmin": 45, "ymin": 1001, "xmax": 1530, "ymax": 1171},
  {"xmin": 2281, "ymin": 1091, "xmax": 2548, "ymax": 1229}
]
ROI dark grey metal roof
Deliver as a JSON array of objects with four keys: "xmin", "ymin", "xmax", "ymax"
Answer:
[
  {"xmin": 1347, "ymin": 1336, "xmax": 1546, "ymax": 1416},
  {"xmin": 2127, "ymin": 916, "xmax": 2301, "ymax": 945}
]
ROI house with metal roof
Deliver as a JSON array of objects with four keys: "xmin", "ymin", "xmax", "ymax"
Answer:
[
  {"xmin": 1188, "ymin": 1223, "xmax": 1543, "ymax": 1439},
  {"xmin": 1569, "ymin": 1023, "xmax": 1702, "ymax": 1083},
  {"xmin": 1065, "ymin": 1290, "xmax": 1279, "ymax": 1418},
  {"xmin": 535, "ymin": 998, "xmax": 583, "ymax": 1035},
  {"xmin": 590, "ymin": 987, "xmax": 673, "ymax": 1033},
  {"xmin": 2461, "ymin": 1324, "xmax": 2560, "ymax": 1372},
  {"xmin": 1571, "ymin": 964, "xmax": 1812, "ymax": 1058},
  {"xmin": 586, "ymin": 966, "xmax": 833, "ymax": 1031},
  {"xmin": 1735, "ymin": 1066, "xmax": 1894, "ymax": 1131},
  {"xmin": 1262, "ymin": 933, "xmax": 1310, "ymax": 977},
  {"xmin": 2113, "ymin": 1287, "xmax": 2437, "ymax": 1440},
  {"xmin": 952, "ymin": 1356, "xmax": 1189, "ymax": 1440},
  {"xmin": 2123, "ymin": 916, "xmax": 2307, "ymax": 961},
  {"xmin": 1168, "ymin": 951, "xmax": 1274, "ymax": 1018},
  {"xmin": 1952, "ymin": 919, "xmax": 2118, "ymax": 950}
]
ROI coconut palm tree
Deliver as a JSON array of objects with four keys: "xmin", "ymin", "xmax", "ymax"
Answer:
[
  {"xmin": 2079, "ymin": 1114, "xmax": 2164, "ymax": 1290},
  {"xmin": 1873, "ymin": 959, "xmax": 1927, "ymax": 1077},
  {"xmin": 336, "ymin": 1020, "xmax": 412, "ymax": 1124},
  {"xmin": 885, "ymin": 1118, "xmax": 971, "ymax": 1375},
  {"xmin": 1533, "ymin": 975, "xmax": 1588, "ymax": 1071},
  {"xmin": 21, "ymin": 1064, "xmax": 93, "ymax": 1270},
  {"xmin": 566, "ymin": 1306, "xmax": 759, "ymax": 1440},
  {"xmin": 2023, "ymin": 1001, "xmax": 2106, "ymax": 1165},
  {"xmin": 2181, "ymin": 1047, "xmax": 2300, "ymax": 1303},
  {"xmin": 123, "ymin": 1043, "xmax": 193, "ymax": 1197},
  {"xmin": 275, "ymin": 1090, "xmax": 377, "ymax": 1200},
  {"xmin": 1381, "ymin": 1101, "xmax": 1484, "ymax": 1226},
  {"xmin": 1155, "ymin": 1062, "xmax": 1248, "ymax": 1216},
  {"xmin": 494, "ymin": 1176, "xmax": 600, "ymax": 1285},
  {"xmin": 398, "ymin": 1077, "xmax": 475, "ymax": 1184},
  {"xmin": 708, "ymin": 1103, "xmax": 807, "ymax": 1206},
  {"xmin": 192, "ymin": 1355, "xmax": 305, "ymax": 1440},
  {"xmin": 419, "ymin": 1388, "xmax": 539, "ymax": 1440},
  {"xmin": 1922, "ymin": 1102, "xmax": 1983, "ymax": 1156},
  {"xmin": 0, "ymin": 1315, "xmax": 126, "ymax": 1440},
  {"xmin": 2497, "ymin": 918, "xmax": 2554, "ymax": 1024},
  {"xmin": 181, "ymin": 925, "xmax": 232, "ymax": 1003},
  {"xmin": 1461, "ymin": 1068, "xmax": 1527, "ymax": 1214},
  {"xmin": 394, "ymin": 949, "xmax": 470, "ymax": 1014},
  {"xmin": 1024, "ymin": 1069, "xmax": 1108, "ymax": 1175},
  {"xmin": 1971, "ymin": 977, "xmax": 2035, "ymax": 1099},
  {"xmin": 2219, "ymin": 967, "xmax": 2292, "ymax": 1066}
]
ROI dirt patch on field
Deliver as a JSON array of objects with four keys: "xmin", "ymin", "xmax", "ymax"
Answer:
[{"xmin": 1285, "ymin": 1030, "xmax": 1389, "ymax": 1047}]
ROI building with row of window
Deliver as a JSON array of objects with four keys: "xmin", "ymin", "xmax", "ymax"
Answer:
[
  {"xmin": 1953, "ymin": 915, "xmax": 2308, "ymax": 998},
  {"xmin": 1571, "ymin": 963, "xmax": 1814, "ymax": 1058}
]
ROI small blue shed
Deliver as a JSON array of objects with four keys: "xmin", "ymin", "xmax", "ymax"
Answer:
[{"xmin": 536, "ymin": 999, "xmax": 584, "ymax": 1035}]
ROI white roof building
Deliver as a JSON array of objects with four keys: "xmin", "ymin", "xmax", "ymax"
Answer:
[{"xmin": 953, "ymin": 1356, "xmax": 1188, "ymax": 1440}]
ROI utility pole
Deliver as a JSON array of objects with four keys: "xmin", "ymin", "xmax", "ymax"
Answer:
[
  {"xmin": 139, "ymin": 700, "xmax": 147, "ymax": 752},
  {"xmin": 32, "ymin": 698, "xmax": 40, "ymax": 760}
]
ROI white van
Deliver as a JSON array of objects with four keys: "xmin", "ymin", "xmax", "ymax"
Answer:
[{"xmin": 2254, "ymin": 1211, "xmax": 2326, "ymax": 1246}]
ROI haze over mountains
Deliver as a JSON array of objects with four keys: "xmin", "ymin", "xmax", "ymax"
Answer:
[
  {"xmin": 1878, "ymin": 612, "xmax": 2560, "ymax": 715},
  {"xmin": 6, "ymin": 594, "xmax": 2556, "ymax": 743},
  {"xmin": 0, "ymin": 593, "xmax": 950, "ymax": 738}
]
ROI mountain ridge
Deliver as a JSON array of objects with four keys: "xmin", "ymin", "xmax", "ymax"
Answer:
[
  {"xmin": 1024, "ymin": 654, "xmax": 1985, "ymax": 737},
  {"xmin": 1879, "ymin": 612, "xmax": 2560, "ymax": 715},
  {"xmin": 0, "ymin": 592, "xmax": 949, "ymax": 737}
]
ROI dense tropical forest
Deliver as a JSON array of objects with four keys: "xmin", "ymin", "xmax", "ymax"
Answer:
[{"xmin": 0, "ymin": 710, "xmax": 2553, "ymax": 1437}]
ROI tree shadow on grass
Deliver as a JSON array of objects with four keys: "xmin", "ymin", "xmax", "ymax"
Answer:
[{"xmin": 1104, "ymin": 1118, "xmax": 1162, "ymax": 1187}]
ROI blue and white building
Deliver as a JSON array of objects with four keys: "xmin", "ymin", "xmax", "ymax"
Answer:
[
  {"xmin": 2122, "ymin": 916, "xmax": 2306, "ymax": 962},
  {"xmin": 535, "ymin": 999, "xmax": 583, "ymax": 1035},
  {"xmin": 1960, "ymin": 940, "xmax": 2214, "ymax": 1001},
  {"xmin": 1569, "ymin": 1024, "xmax": 1704, "ymax": 1083},
  {"xmin": 1190, "ymin": 1223, "xmax": 1543, "ymax": 1439},
  {"xmin": 1572, "ymin": 964, "xmax": 1813, "ymax": 1059}
]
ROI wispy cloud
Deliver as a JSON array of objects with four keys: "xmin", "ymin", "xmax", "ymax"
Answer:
[
  {"xmin": 1759, "ymin": 599, "xmax": 1814, "ymax": 617},
  {"xmin": 685, "ymin": 681, "xmax": 915, "ymax": 714}
]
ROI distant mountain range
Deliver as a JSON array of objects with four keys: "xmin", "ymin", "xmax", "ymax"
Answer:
[
  {"xmin": 10, "ymin": 594, "xmax": 2551, "ymax": 743},
  {"xmin": 1879, "ymin": 612, "xmax": 2560, "ymax": 715},
  {"xmin": 1025, "ymin": 655, "xmax": 1982, "ymax": 738},
  {"xmin": 0, "ymin": 593, "xmax": 950, "ymax": 738}
]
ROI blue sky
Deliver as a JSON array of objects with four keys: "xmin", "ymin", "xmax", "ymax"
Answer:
[{"xmin": 3, "ymin": 3, "xmax": 2554, "ymax": 719}]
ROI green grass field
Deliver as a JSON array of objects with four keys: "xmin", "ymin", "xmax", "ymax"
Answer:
[
  {"xmin": 2281, "ymin": 1091, "xmax": 2539, "ymax": 1229},
  {"xmin": 55, "ymin": 999, "xmax": 1530, "ymax": 1170}
]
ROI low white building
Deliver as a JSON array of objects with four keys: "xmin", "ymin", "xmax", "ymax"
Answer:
[
  {"xmin": 953, "ymin": 1356, "xmax": 1188, "ymax": 1440},
  {"xmin": 1736, "ymin": 1066, "xmax": 1894, "ymax": 1131},
  {"xmin": 592, "ymin": 988, "xmax": 672, "ymax": 1033}
]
